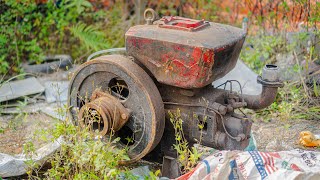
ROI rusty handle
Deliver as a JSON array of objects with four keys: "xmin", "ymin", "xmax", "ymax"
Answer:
[
  {"xmin": 242, "ymin": 64, "xmax": 284, "ymax": 110},
  {"xmin": 144, "ymin": 8, "xmax": 158, "ymax": 25}
]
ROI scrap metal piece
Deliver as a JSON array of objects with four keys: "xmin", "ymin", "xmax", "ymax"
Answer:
[
  {"xmin": 22, "ymin": 54, "xmax": 72, "ymax": 74},
  {"xmin": 161, "ymin": 156, "xmax": 180, "ymax": 179},
  {"xmin": 44, "ymin": 81, "xmax": 69, "ymax": 103},
  {"xmin": 0, "ymin": 77, "xmax": 45, "ymax": 103}
]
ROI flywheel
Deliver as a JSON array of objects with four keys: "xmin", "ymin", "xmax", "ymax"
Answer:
[{"xmin": 68, "ymin": 55, "xmax": 165, "ymax": 164}]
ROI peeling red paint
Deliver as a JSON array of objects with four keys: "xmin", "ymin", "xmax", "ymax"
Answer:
[
  {"xmin": 203, "ymin": 50, "xmax": 214, "ymax": 64},
  {"xmin": 125, "ymin": 24, "xmax": 245, "ymax": 89},
  {"xmin": 126, "ymin": 36, "xmax": 217, "ymax": 88},
  {"xmin": 191, "ymin": 47, "xmax": 202, "ymax": 64}
]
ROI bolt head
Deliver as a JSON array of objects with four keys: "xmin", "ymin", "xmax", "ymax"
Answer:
[{"xmin": 121, "ymin": 113, "xmax": 127, "ymax": 119}]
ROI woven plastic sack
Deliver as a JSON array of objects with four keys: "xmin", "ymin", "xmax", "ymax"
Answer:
[{"xmin": 177, "ymin": 149, "xmax": 320, "ymax": 180}]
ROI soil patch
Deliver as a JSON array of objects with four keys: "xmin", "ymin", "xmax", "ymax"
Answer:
[
  {"xmin": 252, "ymin": 118, "xmax": 320, "ymax": 152},
  {"xmin": 0, "ymin": 113, "xmax": 59, "ymax": 155}
]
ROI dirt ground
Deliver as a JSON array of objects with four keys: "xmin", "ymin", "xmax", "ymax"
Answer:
[
  {"xmin": 0, "ymin": 69, "xmax": 70, "ymax": 156},
  {"xmin": 0, "ymin": 113, "xmax": 59, "ymax": 155},
  {"xmin": 252, "ymin": 118, "xmax": 320, "ymax": 152}
]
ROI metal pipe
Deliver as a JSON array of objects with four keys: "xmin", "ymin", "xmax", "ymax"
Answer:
[
  {"xmin": 242, "ymin": 86, "xmax": 278, "ymax": 110},
  {"xmin": 242, "ymin": 64, "xmax": 284, "ymax": 110},
  {"xmin": 87, "ymin": 47, "xmax": 126, "ymax": 61}
]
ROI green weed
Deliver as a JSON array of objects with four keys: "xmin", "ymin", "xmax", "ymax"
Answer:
[
  {"xmin": 240, "ymin": 33, "xmax": 292, "ymax": 73},
  {"xmin": 25, "ymin": 119, "xmax": 131, "ymax": 179},
  {"xmin": 168, "ymin": 109, "xmax": 203, "ymax": 173}
]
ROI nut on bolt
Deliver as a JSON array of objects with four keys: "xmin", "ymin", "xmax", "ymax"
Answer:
[{"xmin": 121, "ymin": 113, "xmax": 127, "ymax": 119}]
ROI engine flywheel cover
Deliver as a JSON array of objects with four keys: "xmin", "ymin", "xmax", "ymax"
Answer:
[{"xmin": 68, "ymin": 55, "xmax": 165, "ymax": 164}]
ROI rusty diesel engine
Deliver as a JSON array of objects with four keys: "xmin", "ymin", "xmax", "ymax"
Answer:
[{"xmin": 68, "ymin": 9, "xmax": 283, "ymax": 167}]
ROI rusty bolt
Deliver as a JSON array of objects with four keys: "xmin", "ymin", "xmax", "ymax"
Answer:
[{"xmin": 121, "ymin": 113, "xmax": 127, "ymax": 119}]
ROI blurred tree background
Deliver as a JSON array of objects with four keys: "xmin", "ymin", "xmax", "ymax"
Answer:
[{"xmin": 0, "ymin": 0, "xmax": 319, "ymax": 76}]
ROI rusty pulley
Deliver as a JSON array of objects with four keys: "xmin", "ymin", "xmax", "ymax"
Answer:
[
  {"xmin": 68, "ymin": 55, "xmax": 165, "ymax": 164},
  {"xmin": 78, "ymin": 90, "xmax": 130, "ymax": 136}
]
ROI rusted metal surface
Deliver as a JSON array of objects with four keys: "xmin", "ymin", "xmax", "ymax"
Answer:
[
  {"xmin": 126, "ymin": 16, "xmax": 246, "ymax": 89},
  {"xmin": 162, "ymin": 156, "xmax": 180, "ymax": 179},
  {"xmin": 78, "ymin": 89, "xmax": 130, "ymax": 136},
  {"xmin": 242, "ymin": 86, "xmax": 278, "ymax": 110},
  {"xmin": 68, "ymin": 55, "xmax": 165, "ymax": 164},
  {"xmin": 155, "ymin": 84, "xmax": 252, "ymax": 152}
]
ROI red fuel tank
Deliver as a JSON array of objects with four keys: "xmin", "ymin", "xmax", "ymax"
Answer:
[{"xmin": 126, "ymin": 16, "xmax": 246, "ymax": 89}]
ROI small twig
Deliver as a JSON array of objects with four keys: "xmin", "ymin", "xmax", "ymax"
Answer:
[
  {"xmin": 293, "ymin": 50, "xmax": 311, "ymax": 99},
  {"xmin": 14, "ymin": 17, "xmax": 20, "ymax": 65},
  {"xmin": 310, "ymin": 69, "xmax": 320, "ymax": 76}
]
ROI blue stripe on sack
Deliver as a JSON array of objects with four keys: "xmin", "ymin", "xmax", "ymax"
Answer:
[
  {"xmin": 228, "ymin": 160, "xmax": 237, "ymax": 180},
  {"xmin": 248, "ymin": 151, "xmax": 268, "ymax": 179},
  {"xmin": 202, "ymin": 159, "xmax": 211, "ymax": 174}
]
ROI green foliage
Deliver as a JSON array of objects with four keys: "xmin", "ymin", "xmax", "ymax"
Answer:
[
  {"xmin": 240, "ymin": 33, "xmax": 292, "ymax": 73},
  {"xmin": 168, "ymin": 109, "xmax": 202, "ymax": 173},
  {"xmin": 0, "ymin": 0, "xmax": 43, "ymax": 74},
  {"xmin": 0, "ymin": 0, "xmax": 77, "ymax": 74},
  {"xmin": 22, "ymin": 103, "xmax": 161, "ymax": 179},
  {"xmin": 65, "ymin": 0, "xmax": 93, "ymax": 14},
  {"xmin": 259, "ymin": 82, "xmax": 320, "ymax": 121},
  {"xmin": 310, "ymin": 2, "xmax": 320, "ymax": 24},
  {"xmin": 70, "ymin": 23, "xmax": 110, "ymax": 51},
  {"xmin": 0, "ymin": 0, "xmax": 125, "ymax": 76},
  {"xmin": 26, "ymin": 120, "xmax": 132, "ymax": 179},
  {"xmin": 148, "ymin": 169, "xmax": 161, "ymax": 180}
]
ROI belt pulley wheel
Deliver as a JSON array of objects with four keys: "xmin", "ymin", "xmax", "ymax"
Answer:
[
  {"xmin": 78, "ymin": 90, "xmax": 130, "ymax": 136},
  {"xmin": 68, "ymin": 55, "xmax": 165, "ymax": 164}
]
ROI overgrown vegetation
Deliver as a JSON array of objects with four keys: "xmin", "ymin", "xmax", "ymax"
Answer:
[
  {"xmin": 26, "ymin": 120, "xmax": 131, "ymax": 179},
  {"xmin": 0, "ymin": 0, "xmax": 127, "ymax": 75},
  {"xmin": 23, "ymin": 111, "xmax": 161, "ymax": 179}
]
